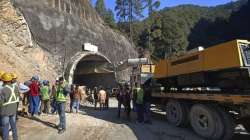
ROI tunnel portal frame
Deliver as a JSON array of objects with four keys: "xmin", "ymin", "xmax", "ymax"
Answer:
[{"xmin": 65, "ymin": 51, "xmax": 112, "ymax": 84}]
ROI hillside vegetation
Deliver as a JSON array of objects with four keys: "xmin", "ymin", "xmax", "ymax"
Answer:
[{"xmin": 117, "ymin": 0, "xmax": 250, "ymax": 58}]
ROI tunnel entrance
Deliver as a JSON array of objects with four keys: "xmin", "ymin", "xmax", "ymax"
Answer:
[{"xmin": 72, "ymin": 53, "xmax": 116, "ymax": 89}]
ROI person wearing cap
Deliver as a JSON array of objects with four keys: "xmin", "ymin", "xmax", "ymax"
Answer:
[
  {"xmin": 56, "ymin": 77, "xmax": 69, "ymax": 134},
  {"xmin": 29, "ymin": 76, "xmax": 40, "ymax": 117},
  {"xmin": 0, "ymin": 73, "xmax": 19, "ymax": 140}
]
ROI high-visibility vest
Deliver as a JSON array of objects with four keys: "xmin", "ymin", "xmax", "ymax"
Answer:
[
  {"xmin": 136, "ymin": 88, "xmax": 144, "ymax": 104},
  {"xmin": 41, "ymin": 86, "xmax": 50, "ymax": 100},
  {"xmin": 12, "ymin": 83, "xmax": 19, "ymax": 101},
  {"xmin": 56, "ymin": 85, "xmax": 66, "ymax": 102},
  {"xmin": 2, "ymin": 85, "xmax": 19, "ymax": 106}
]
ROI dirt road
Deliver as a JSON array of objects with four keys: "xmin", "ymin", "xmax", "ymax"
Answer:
[{"xmin": 10, "ymin": 98, "xmax": 250, "ymax": 140}]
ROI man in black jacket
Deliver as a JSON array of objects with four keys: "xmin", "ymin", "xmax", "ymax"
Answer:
[{"xmin": 143, "ymin": 84, "xmax": 152, "ymax": 124}]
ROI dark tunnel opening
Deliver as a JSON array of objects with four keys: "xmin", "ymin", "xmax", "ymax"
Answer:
[{"xmin": 73, "ymin": 54, "xmax": 117, "ymax": 89}]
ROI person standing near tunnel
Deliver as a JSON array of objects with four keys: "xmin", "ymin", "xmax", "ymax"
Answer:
[
  {"xmin": 134, "ymin": 83, "xmax": 144, "ymax": 123},
  {"xmin": 69, "ymin": 84, "xmax": 75, "ymax": 113},
  {"xmin": 29, "ymin": 75, "xmax": 40, "ymax": 117},
  {"xmin": 72, "ymin": 85, "xmax": 82, "ymax": 113},
  {"xmin": 40, "ymin": 80, "xmax": 50, "ymax": 114},
  {"xmin": 51, "ymin": 80, "xmax": 58, "ymax": 114},
  {"xmin": 124, "ymin": 84, "xmax": 132, "ymax": 120},
  {"xmin": 98, "ymin": 86, "xmax": 106, "ymax": 110},
  {"xmin": 116, "ymin": 84, "xmax": 123, "ymax": 118},
  {"xmin": 56, "ymin": 77, "xmax": 69, "ymax": 134},
  {"xmin": 143, "ymin": 84, "xmax": 152, "ymax": 124},
  {"xmin": 93, "ymin": 87, "xmax": 98, "ymax": 110}
]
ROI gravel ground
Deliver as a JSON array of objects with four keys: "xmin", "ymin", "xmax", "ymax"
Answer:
[{"xmin": 3, "ymin": 98, "xmax": 250, "ymax": 140}]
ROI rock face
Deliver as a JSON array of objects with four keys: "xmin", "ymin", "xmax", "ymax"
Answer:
[
  {"xmin": 0, "ymin": 0, "xmax": 137, "ymax": 81},
  {"xmin": 0, "ymin": 0, "xmax": 57, "ymax": 81}
]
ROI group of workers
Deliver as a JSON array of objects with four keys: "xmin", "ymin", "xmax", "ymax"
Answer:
[
  {"xmin": 116, "ymin": 82, "xmax": 152, "ymax": 124},
  {"xmin": 86, "ymin": 86, "xmax": 109, "ymax": 110},
  {"xmin": 0, "ymin": 70, "xmax": 72, "ymax": 140},
  {"xmin": 0, "ymin": 69, "xmax": 153, "ymax": 140}
]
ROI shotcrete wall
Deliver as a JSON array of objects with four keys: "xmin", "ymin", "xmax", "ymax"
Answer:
[{"xmin": 12, "ymin": 0, "xmax": 137, "ymax": 81}]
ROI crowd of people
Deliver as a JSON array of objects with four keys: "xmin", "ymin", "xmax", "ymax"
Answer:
[
  {"xmin": 0, "ymin": 70, "xmax": 153, "ymax": 140},
  {"xmin": 0, "ymin": 71, "xmax": 73, "ymax": 140},
  {"xmin": 116, "ymin": 82, "xmax": 152, "ymax": 124},
  {"xmin": 86, "ymin": 86, "xmax": 110, "ymax": 110},
  {"xmin": 0, "ymin": 70, "xmax": 115, "ymax": 140}
]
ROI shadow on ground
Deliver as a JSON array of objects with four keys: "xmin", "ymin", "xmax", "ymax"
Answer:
[
  {"xmin": 78, "ymin": 100, "xmax": 250, "ymax": 140},
  {"xmin": 22, "ymin": 115, "xmax": 58, "ymax": 129}
]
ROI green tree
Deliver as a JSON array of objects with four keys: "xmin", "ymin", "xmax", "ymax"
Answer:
[
  {"xmin": 115, "ymin": 0, "xmax": 144, "ymax": 43},
  {"xmin": 104, "ymin": 9, "xmax": 116, "ymax": 28},
  {"xmin": 144, "ymin": 0, "xmax": 160, "ymax": 15},
  {"xmin": 95, "ymin": 0, "xmax": 116, "ymax": 28},
  {"xmin": 95, "ymin": 0, "xmax": 106, "ymax": 17},
  {"xmin": 132, "ymin": 0, "xmax": 144, "ymax": 19},
  {"xmin": 115, "ymin": 0, "xmax": 129, "ymax": 22},
  {"xmin": 115, "ymin": 0, "xmax": 144, "ymax": 22},
  {"xmin": 141, "ymin": 0, "xmax": 160, "ymax": 56},
  {"xmin": 116, "ymin": 0, "xmax": 248, "ymax": 59}
]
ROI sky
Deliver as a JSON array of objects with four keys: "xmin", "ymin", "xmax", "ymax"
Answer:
[{"xmin": 91, "ymin": 0, "xmax": 234, "ymax": 18}]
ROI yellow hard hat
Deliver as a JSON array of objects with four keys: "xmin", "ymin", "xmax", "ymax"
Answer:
[
  {"xmin": 10, "ymin": 72, "xmax": 17, "ymax": 79},
  {"xmin": 1, "ymin": 73, "xmax": 13, "ymax": 82},
  {"xmin": 0, "ymin": 70, "xmax": 5, "ymax": 80}
]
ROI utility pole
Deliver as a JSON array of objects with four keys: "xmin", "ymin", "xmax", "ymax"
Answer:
[
  {"xmin": 148, "ymin": 27, "xmax": 151, "ymax": 50},
  {"xmin": 129, "ymin": 0, "xmax": 133, "ymax": 45}
]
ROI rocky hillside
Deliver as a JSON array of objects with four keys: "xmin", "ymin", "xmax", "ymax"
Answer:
[
  {"xmin": 0, "ymin": 0, "xmax": 57, "ymax": 81},
  {"xmin": 0, "ymin": 0, "xmax": 137, "ymax": 81}
]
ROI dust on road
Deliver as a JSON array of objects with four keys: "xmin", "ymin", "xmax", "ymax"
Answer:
[{"xmin": 8, "ymin": 98, "xmax": 250, "ymax": 140}]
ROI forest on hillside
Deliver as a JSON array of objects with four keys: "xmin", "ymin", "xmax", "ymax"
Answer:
[{"xmin": 94, "ymin": 0, "xmax": 250, "ymax": 59}]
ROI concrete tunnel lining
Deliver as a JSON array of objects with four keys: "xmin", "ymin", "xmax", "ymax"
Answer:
[{"xmin": 65, "ymin": 52, "xmax": 116, "ymax": 89}]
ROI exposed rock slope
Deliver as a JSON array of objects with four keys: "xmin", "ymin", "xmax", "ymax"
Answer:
[
  {"xmin": 0, "ymin": 0, "xmax": 57, "ymax": 81},
  {"xmin": 0, "ymin": 0, "xmax": 137, "ymax": 81}
]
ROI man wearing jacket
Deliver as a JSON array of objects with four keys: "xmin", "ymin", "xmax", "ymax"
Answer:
[
  {"xmin": 134, "ymin": 83, "xmax": 144, "ymax": 123},
  {"xmin": 40, "ymin": 80, "xmax": 50, "ymax": 114},
  {"xmin": 0, "ymin": 73, "xmax": 19, "ymax": 140},
  {"xmin": 56, "ymin": 77, "xmax": 69, "ymax": 134},
  {"xmin": 29, "ymin": 76, "xmax": 40, "ymax": 117}
]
